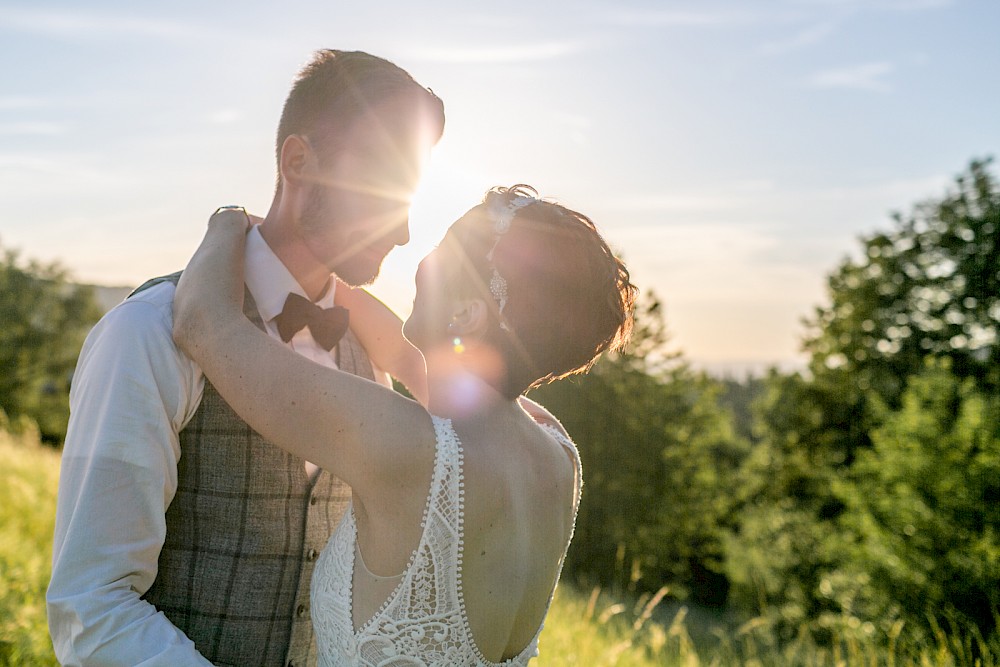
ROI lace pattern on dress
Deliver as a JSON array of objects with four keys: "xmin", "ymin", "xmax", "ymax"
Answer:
[{"xmin": 311, "ymin": 416, "xmax": 581, "ymax": 666}]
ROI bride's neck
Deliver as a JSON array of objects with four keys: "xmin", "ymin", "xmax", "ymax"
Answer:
[{"xmin": 424, "ymin": 346, "xmax": 511, "ymax": 419}]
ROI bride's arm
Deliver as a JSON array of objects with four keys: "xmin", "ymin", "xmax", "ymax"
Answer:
[
  {"xmin": 172, "ymin": 209, "xmax": 433, "ymax": 492},
  {"xmin": 334, "ymin": 283, "xmax": 428, "ymax": 405}
]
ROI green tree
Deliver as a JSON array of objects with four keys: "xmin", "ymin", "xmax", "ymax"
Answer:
[
  {"xmin": 790, "ymin": 158, "xmax": 999, "ymax": 470},
  {"xmin": 839, "ymin": 360, "xmax": 1000, "ymax": 640},
  {"xmin": 722, "ymin": 370, "xmax": 858, "ymax": 637},
  {"xmin": 529, "ymin": 292, "xmax": 747, "ymax": 607},
  {"xmin": 724, "ymin": 158, "xmax": 1000, "ymax": 645},
  {"xmin": 805, "ymin": 157, "xmax": 999, "ymax": 405},
  {"xmin": 0, "ymin": 241, "xmax": 101, "ymax": 443}
]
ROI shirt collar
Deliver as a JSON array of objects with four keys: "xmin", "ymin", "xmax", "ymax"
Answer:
[{"xmin": 244, "ymin": 225, "xmax": 336, "ymax": 323}]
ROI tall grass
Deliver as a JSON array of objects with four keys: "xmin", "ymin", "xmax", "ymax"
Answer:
[
  {"xmin": 0, "ymin": 430, "xmax": 59, "ymax": 666},
  {"xmin": 1, "ymin": 429, "xmax": 996, "ymax": 666},
  {"xmin": 541, "ymin": 585, "xmax": 999, "ymax": 666}
]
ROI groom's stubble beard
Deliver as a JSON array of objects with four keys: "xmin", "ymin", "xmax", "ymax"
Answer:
[{"xmin": 299, "ymin": 182, "xmax": 390, "ymax": 288}]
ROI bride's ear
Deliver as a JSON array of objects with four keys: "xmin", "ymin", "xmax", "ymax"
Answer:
[{"xmin": 448, "ymin": 299, "xmax": 489, "ymax": 337}]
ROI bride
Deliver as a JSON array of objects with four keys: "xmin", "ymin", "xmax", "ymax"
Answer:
[{"xmin": 172, "ymin": 185, "xmax": 636, "ymax": 665}]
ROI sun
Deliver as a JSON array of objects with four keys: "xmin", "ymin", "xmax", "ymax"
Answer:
[{"xmin": 368, "ymin": 135, "xmax": 490, "ymax": 317}]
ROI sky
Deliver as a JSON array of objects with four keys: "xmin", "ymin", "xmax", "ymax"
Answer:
[{"xmin": 2, "ymin": 0, "xmax": 998, "ymax": 374}]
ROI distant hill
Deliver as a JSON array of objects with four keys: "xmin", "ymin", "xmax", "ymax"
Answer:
[
  {"xmin": 86, "ymin": 284, "xmax": 134, "ymax": 313},
  {"xmin": 693, "ymin": 358, "xmax": 806, "ymax": 379}
]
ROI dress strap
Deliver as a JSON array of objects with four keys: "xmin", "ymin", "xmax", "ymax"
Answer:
[{"xmin": 539, "ymin": 422, "xmax": 583, "ymax": 513}]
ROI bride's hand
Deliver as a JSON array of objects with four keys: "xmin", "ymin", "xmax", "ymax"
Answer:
[{"xmin": 173, "ymin": 207, "xmax": 252, "ymax": 356}]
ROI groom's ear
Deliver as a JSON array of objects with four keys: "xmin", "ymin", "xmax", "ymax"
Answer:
[
  {"xmin": 279, "ymin": 134, "xmax": 314, "ymax": 188},
  {"xmin": 449, "ymin": 299, "xmax": 489, "ymax": 337}
]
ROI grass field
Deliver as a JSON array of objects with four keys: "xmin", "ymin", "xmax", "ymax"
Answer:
[
  {"xmin": 1, "ymin": 430, "xmax": 994, "ymax": 666},
  {"xmin": 0, "ymin": 430, "xmax": 60, "ymax": 666}
]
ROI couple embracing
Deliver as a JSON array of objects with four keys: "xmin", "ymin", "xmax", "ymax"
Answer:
[{"xmin": 47, "ymin": 49, "xmax": 636, "ymax": 667}]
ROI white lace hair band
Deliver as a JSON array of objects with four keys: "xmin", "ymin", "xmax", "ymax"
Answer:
[{"xmin": 486, "ymin": 194, "xmax": 536, "ymax": 331}]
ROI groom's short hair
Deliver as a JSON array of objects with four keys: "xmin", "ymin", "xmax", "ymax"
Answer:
[{"xmin": 275, "ymin": 49, "xmax": 444, "ymax": 189}]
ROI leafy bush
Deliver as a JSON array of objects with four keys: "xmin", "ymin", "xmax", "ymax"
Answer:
[
  {"xmin": 0, "ymin": 243, "xmax": 101, "ymax": 444},
  {"xmin": 724, "ymin": 160, "xmax": 1000, "ymax": 653}
]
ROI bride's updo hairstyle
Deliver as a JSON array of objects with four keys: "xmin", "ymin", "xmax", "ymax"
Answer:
[{"xmin": 446, "ymin": 185, "xmax": 637, "ymax": 399}]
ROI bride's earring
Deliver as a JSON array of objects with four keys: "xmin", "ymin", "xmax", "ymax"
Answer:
[{"xmin": 447, "ymin": 321, "xmax": 465, "ymax": 354}]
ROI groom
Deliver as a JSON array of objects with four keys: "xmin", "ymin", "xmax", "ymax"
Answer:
[{"xmin": 47, "ymin": 50, "xmax": 445, "ymax": 666}]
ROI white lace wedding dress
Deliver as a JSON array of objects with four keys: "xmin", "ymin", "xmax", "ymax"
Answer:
[{"xmin": 310, "ymin": 415, "xmax": 581, "ymax": 666}]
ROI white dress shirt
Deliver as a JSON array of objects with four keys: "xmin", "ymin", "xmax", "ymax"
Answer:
[{"xmin": 47, "ymin": 225, "xmax": 387, "ymax": 666}]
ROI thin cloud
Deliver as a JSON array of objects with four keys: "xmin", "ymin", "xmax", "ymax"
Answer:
[
  {"xmin": 0, "ymin": 7, "xmax": 208, "ymax": 41},
  {"xmin": 760, "ymin": 0, "xmax": 953, "ymax": 54},
  {"xmin": 0, "ymin": 154, "xmax": 64, "ymax": 170},
  {"xmin": 408, "ymin": 40, "xmax": 587, "ymax": 64},
  {"xmin": 548, "ymin": 111, "xmax": 593, "ymax": 146},
  {"xmin": 206, "ymin": 109, "xmax": 244, "ymax": 125},
  {"xmin": 609, "ymin": 193, "xmax": 749, "ymax": 213},
  {"xmin": 806, "ymin": 61, "xmax": 895, "ymax": 92},
  {"xmin": 610, "ymin": 179, "xmax": 775, "ymax": 214},
  {"xmin": 603, "ymin": 8, "xmax": 755, "ymax": 27},
  {"xmin": 790, "ymin": 0, "xmax": 953, "ymax": 10},
  {"xmin": 609, "ymin": 173, "xmax": 948, "ymax": 222},
  {"xmin": 0, "ymin": 95, "xmax": 49, "ymax": 111},
  {"xmin": 0, "ymin": 152, "xmax": 102, "ymax": 175},
  {"xmin": 802, "ymin": 174, "xmax": 952, "ymax": 207},
  {"xmin": 0, "ymin": 152, "xmax": 141, "ymax": 200},
  {"xmin": 550, "ymin": 111, "xmax": 592, "ymax": 128},
  {"xmin": 0, "ymin": 121, "xmax": 68, "ymax": 136},
  {"xmin": 759, "ymin": 21, "xmax": 839, "ymax": 55}
]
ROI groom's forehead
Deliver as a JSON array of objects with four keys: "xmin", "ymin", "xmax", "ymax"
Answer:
[
  {"xmin": 323, "ymin": 131, "xmax": 425, "ymax": 191},
  {"xmin": 318, "ymin": 152, "xmax": 420, "ymax": 210},
  {"xmin": 331, "ymin": 96, "xmax": 436, "ymax": 155}
]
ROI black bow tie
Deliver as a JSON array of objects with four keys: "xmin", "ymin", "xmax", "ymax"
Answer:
[{"xmin": 274, "ymin": 293, "xmax": 350, "ymax": 351}]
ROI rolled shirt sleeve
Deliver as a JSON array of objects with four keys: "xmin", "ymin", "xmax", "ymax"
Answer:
[{"xmin": 47, "ymin": 282, "xmax": 213, "ymax": 666}]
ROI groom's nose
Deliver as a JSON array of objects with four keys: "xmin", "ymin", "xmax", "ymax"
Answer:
[
  {"xmin": 377, "ymin": 201, "xmax": 409, "ymax": 247},
  {"xmin": 391, "ymin": 215, "xmax": 411, "ymax": 247}
]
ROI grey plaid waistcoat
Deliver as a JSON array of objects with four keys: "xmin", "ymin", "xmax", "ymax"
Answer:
[{"xmin": 134, "ymin": 272, "xmax": 374, "ymax": 667}]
